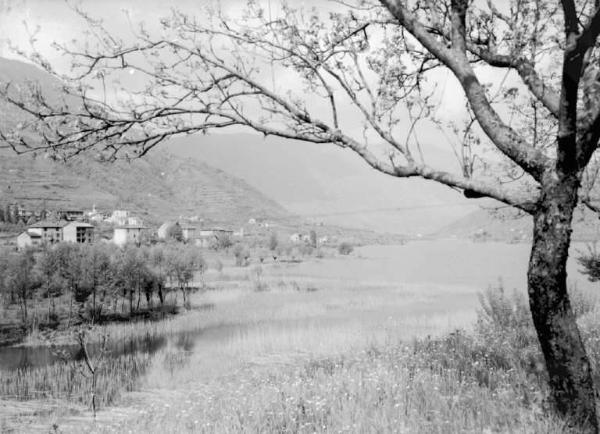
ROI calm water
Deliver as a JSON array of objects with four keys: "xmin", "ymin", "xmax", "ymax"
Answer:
[
  {"xmin": 1, "ymin": 239, "xmax": 597, "ymax": 371},
  {"xmin": 277, "ymin": 239, "xmax": 597, "ymax": 293}
]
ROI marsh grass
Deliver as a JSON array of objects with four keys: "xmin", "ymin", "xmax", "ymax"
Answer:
[
  {"xmin": 99, "ymin": 335, "xmax": 571, "ymax": 434},
  {"xmin": 0, "ymin": 353, "xmax": 152, "ymax": 410},
  {"xmin": 4, "ymin": 269, "xmax": 599, "ymax": 433},
  {"xmin": 90, "ymin": 284, "xmax": 599, "ymax": 434}
]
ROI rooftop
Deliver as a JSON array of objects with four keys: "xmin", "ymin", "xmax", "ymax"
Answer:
[
  {"xmin": 22, "ymin": 231, "xmax": 42, "ymax": 238},
  {"xmin": 29, "ymin": 219, "xmax": 69, "ymax": 228},
  {"xmin": 64, "ymin": 221, "xmax": 94, "ymax": 228},
  {"xmin": 200, "ymin": 227, "xmax": 233, "ymax": 232},
  {"xmin": 116, "ymin": 224, "xmax": 147, "ymax": 229}
]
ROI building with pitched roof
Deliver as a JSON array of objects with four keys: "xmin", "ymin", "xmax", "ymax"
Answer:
[
  {"xmin": 28, "ymin": 220, "xmax": 69, "ymax": 244},
  {"xmin": 63, "ymin": 221, "xmax": 94, "ymax": 243}
]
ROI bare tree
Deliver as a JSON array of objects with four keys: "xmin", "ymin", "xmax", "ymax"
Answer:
[{"xmin": 1, "ymin": 0, "xmax": 600, "ymax": 430}]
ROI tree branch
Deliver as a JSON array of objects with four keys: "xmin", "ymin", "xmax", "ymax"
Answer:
[
  {"xmin": 380, "ymin": 0, "xmax": 550, "ymax": 180},
  {"xmin": 467, "ymin": 47, "xmax": 560, "ymax": 118}
]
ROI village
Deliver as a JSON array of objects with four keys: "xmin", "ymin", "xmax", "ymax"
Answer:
[{"xmin": 9, "ymin": 204, "xmax": 332, "ymax": 251}]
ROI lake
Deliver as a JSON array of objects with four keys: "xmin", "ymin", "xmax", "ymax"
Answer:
[{"xmin": 275, "ymin": 239, "xmax": 597, "ymax": 292}]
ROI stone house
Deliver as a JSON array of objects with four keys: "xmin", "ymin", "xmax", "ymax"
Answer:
[
  {"xmin": 28, "ymin": 220, "xmax": 69, "ymax": 244},
  {"xmin": 113, "ymin": 224, "xmax": 146, "ymax": 247},
  {"xmin": 16, "ymin": 231, "xmax": 42, "ymax": 250},
  {"xmin": 62, "ymin": 221, "xmax": 94, "ymax": 243}
]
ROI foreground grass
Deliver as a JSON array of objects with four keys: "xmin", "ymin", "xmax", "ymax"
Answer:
[
  {"xmin": 92, "ymin": 336, "xmax": 567, "ymax": 433},
  {"xmin": 87, "ymin": 285, "xmax": 598, "ymax": 434},
  {"xmin": 3, "ymin": 267, "xmax": 598, "ymax": 433},
  {"xmin": 1, "ymin": 268, "xmax": 472, "ymax": 429}
]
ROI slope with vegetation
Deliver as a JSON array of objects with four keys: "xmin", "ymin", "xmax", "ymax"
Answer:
[
  {"xmin": 0, "ymin": 146, "xmax": 290, "ymax": 228},
  {"xmin": 436, "ymin": 207, "xmax": 600, "ymax": 242}
]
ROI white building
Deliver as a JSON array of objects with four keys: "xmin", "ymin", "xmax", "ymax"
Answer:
[
  {"xmin": 113, "ymin": 224, "xmax": 146, "ymax": 247},
  {"xmin": 16, "ymin": 231, "xmax": 42, "ymax": 250},
  {"xmin": 106, "ymin": 210, "xmax": 130, "ymax": 226},
  {"xmin": 181, "ymin": 225, "xmax": 196, "ymax": 241}
]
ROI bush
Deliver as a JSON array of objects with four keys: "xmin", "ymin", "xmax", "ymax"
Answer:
[
  {"xmin": 211, "ymin": 233, "xmax": 233, "ymax": 250},
  {"xmin": 251, "ymin": 266, "xmax": 268, "ymax": 291},
  {"xmin": 268, "ymin": 232, "xmax": 278, "ymax": 251},
  {"xmin": 577, "ymin": 245, "xmax": 600, "ymax": 281},
  {"xmin": 474, "ymin": 283, "xmax": 600, "ymax": 387},
  {"xmin": 233, "ymin": 244, "xmax": 249, "ymax": 267},
  {"xmin": 166, "ymin": 223, "xmax": 183, "ymax": 242},
  {"xmin": 337, "ymin": 242, "xmax": 353, "ymax": 255},
  {"xmin": 299, "ymin": 244, "xmax": 314, "ymax": 256}
]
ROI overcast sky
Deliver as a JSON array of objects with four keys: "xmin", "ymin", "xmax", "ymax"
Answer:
[{"xmin": 0, "ymin": 0, "xmax": 520, "ymax": 232}]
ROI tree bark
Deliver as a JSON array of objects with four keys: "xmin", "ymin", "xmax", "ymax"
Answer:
[{"xmin": 527, "ymin": 175, "xmax": 598, "ymax": 433}]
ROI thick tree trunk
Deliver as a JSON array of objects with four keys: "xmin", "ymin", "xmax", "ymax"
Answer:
[{"xmin": 527, "ymin": 176, "xmax": 598, "ymax": 432}]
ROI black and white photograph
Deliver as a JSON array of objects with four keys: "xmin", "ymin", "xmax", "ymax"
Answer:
[{"xmin": 1, "ymin": 0, "xmax": 600, "ymax": 432}]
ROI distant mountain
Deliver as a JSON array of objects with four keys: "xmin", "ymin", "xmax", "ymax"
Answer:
[
  {"xmin": 436, "ymin": 207, "xmax": 600, "ymax": 242},
  {"xmin": 166, "ymin": 133, "xmax": 479, "ymax": 235}
]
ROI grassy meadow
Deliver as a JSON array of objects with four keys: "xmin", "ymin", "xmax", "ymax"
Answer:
[{"xmin": 1, "ymin": 253, "xmax": 599, "ymax": 433}]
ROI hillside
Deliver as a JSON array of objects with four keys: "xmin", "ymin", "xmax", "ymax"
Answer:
[
  {"xmin": 0, "ymin": 57, "xmax": 294, "ymax": 227},
  {"xmin": 0, "ymin": 147, "xmax": 291, "ymax": 226},
  {"xmin": 436, "ymin": 207, "xmax": 600, "ymax": 242},
  {"xmin": 166, "ymin": 133, "xmax": 478, "ymax": 235},
  {"xmin": 0, "ymin": 56, "xmax": 480, "ymax": 237}
]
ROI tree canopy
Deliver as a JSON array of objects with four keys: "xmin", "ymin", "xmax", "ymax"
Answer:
[{"xmin": 1, "ymin": 0, "xmax": 596, "ymax": 214}]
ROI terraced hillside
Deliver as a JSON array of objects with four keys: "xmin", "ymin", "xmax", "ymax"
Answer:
[
  {"xmin": 0, "ymin": 146, "xmax": 290, "ymax": 226},
  {"xmin": 0, "ymin": 56, "xmax": 291, "ymax": 226}
]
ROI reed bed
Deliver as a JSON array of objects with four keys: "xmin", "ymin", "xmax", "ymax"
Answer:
[
  {"xmin": 87, "ymin": 285, "xmax": 600, "ymax": 434},
  {"xmin": 4, "ymin": 273, "xmax": 599, "ymax": 433},
  {"xmin": 92, "ymin": 334, "xmax": 571, "ymax": 434},
  {"xmin": 0, "ymin": 352, "xmax": 152, "ymax": 408}
]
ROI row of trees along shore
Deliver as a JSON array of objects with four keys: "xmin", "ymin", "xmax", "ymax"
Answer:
[
  {"xmin": 0, "ymin": 243, "xmax": 205, "ymax": 329},
  {"xmin": 2, "ymin": 0, "xmax": 600, "ymax": 431}
]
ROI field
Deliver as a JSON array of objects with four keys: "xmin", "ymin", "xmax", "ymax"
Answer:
[{"xmin": 1, "ymin": 244, "xmax": 599, "ymax": 433}]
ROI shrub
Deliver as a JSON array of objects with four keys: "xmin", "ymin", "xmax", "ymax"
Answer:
[
  {"xmin": 299, "ymin": 244, "xmax": 314, "ymax": 256},
  {"xmin": 474, "ymin": 283, "xmax": 600, "ymax": 387},
  {"xmin": 233, "ymin": 244, "xmax": 249, "ymax": 267},
  {"xmin": 211, "ymin": 233, "xmax": 233, "ymax": 250},
  {"xmin": 309, "ymin": 230, "xmax": 317, "ymax": 248},
  {"xmin": 268, "ymin": 232, "xmax": 278, "ymax": 251},
  {"xmin": 577, "ymin": 245, "xmax": 600, "ymax": 281},
  {"xmin": 337, "ymin": 242, "xmax": 353, "ymax": 255},
  {"xmin": 251, "ymin": 266, "xmax": 268, "ymax": 291},
  {"xmin": 475, "ymin": 285, "xmax": 542, "ymax": 376},
  {"xmin": 166, "ymin": 223, "xmax": 183, "ymax": 242}
]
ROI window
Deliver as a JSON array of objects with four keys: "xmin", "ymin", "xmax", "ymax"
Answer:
[{"xmin": 77, "ymin": 227, "xmax": 90, "ymax": 243}]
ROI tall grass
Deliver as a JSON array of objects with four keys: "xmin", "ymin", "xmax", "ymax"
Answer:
[
  {"xmin": 4, "ymin": 278, "xmax": 599, "ymax": 433},
  {"xmin": 101, "ymin": 336, "xmax": 570, "ymax": 433},
  {"xmin": 91, "ymin": 284, "xmax": 599, "ymax": 433},
  {"xmin": 0, "ymin": 353, "xmax": 152, "ymax": 408}
]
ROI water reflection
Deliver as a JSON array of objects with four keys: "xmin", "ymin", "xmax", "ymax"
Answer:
[{"xmin": 0, "ymin": 333, "xmax": 186, "ymax": 371}]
